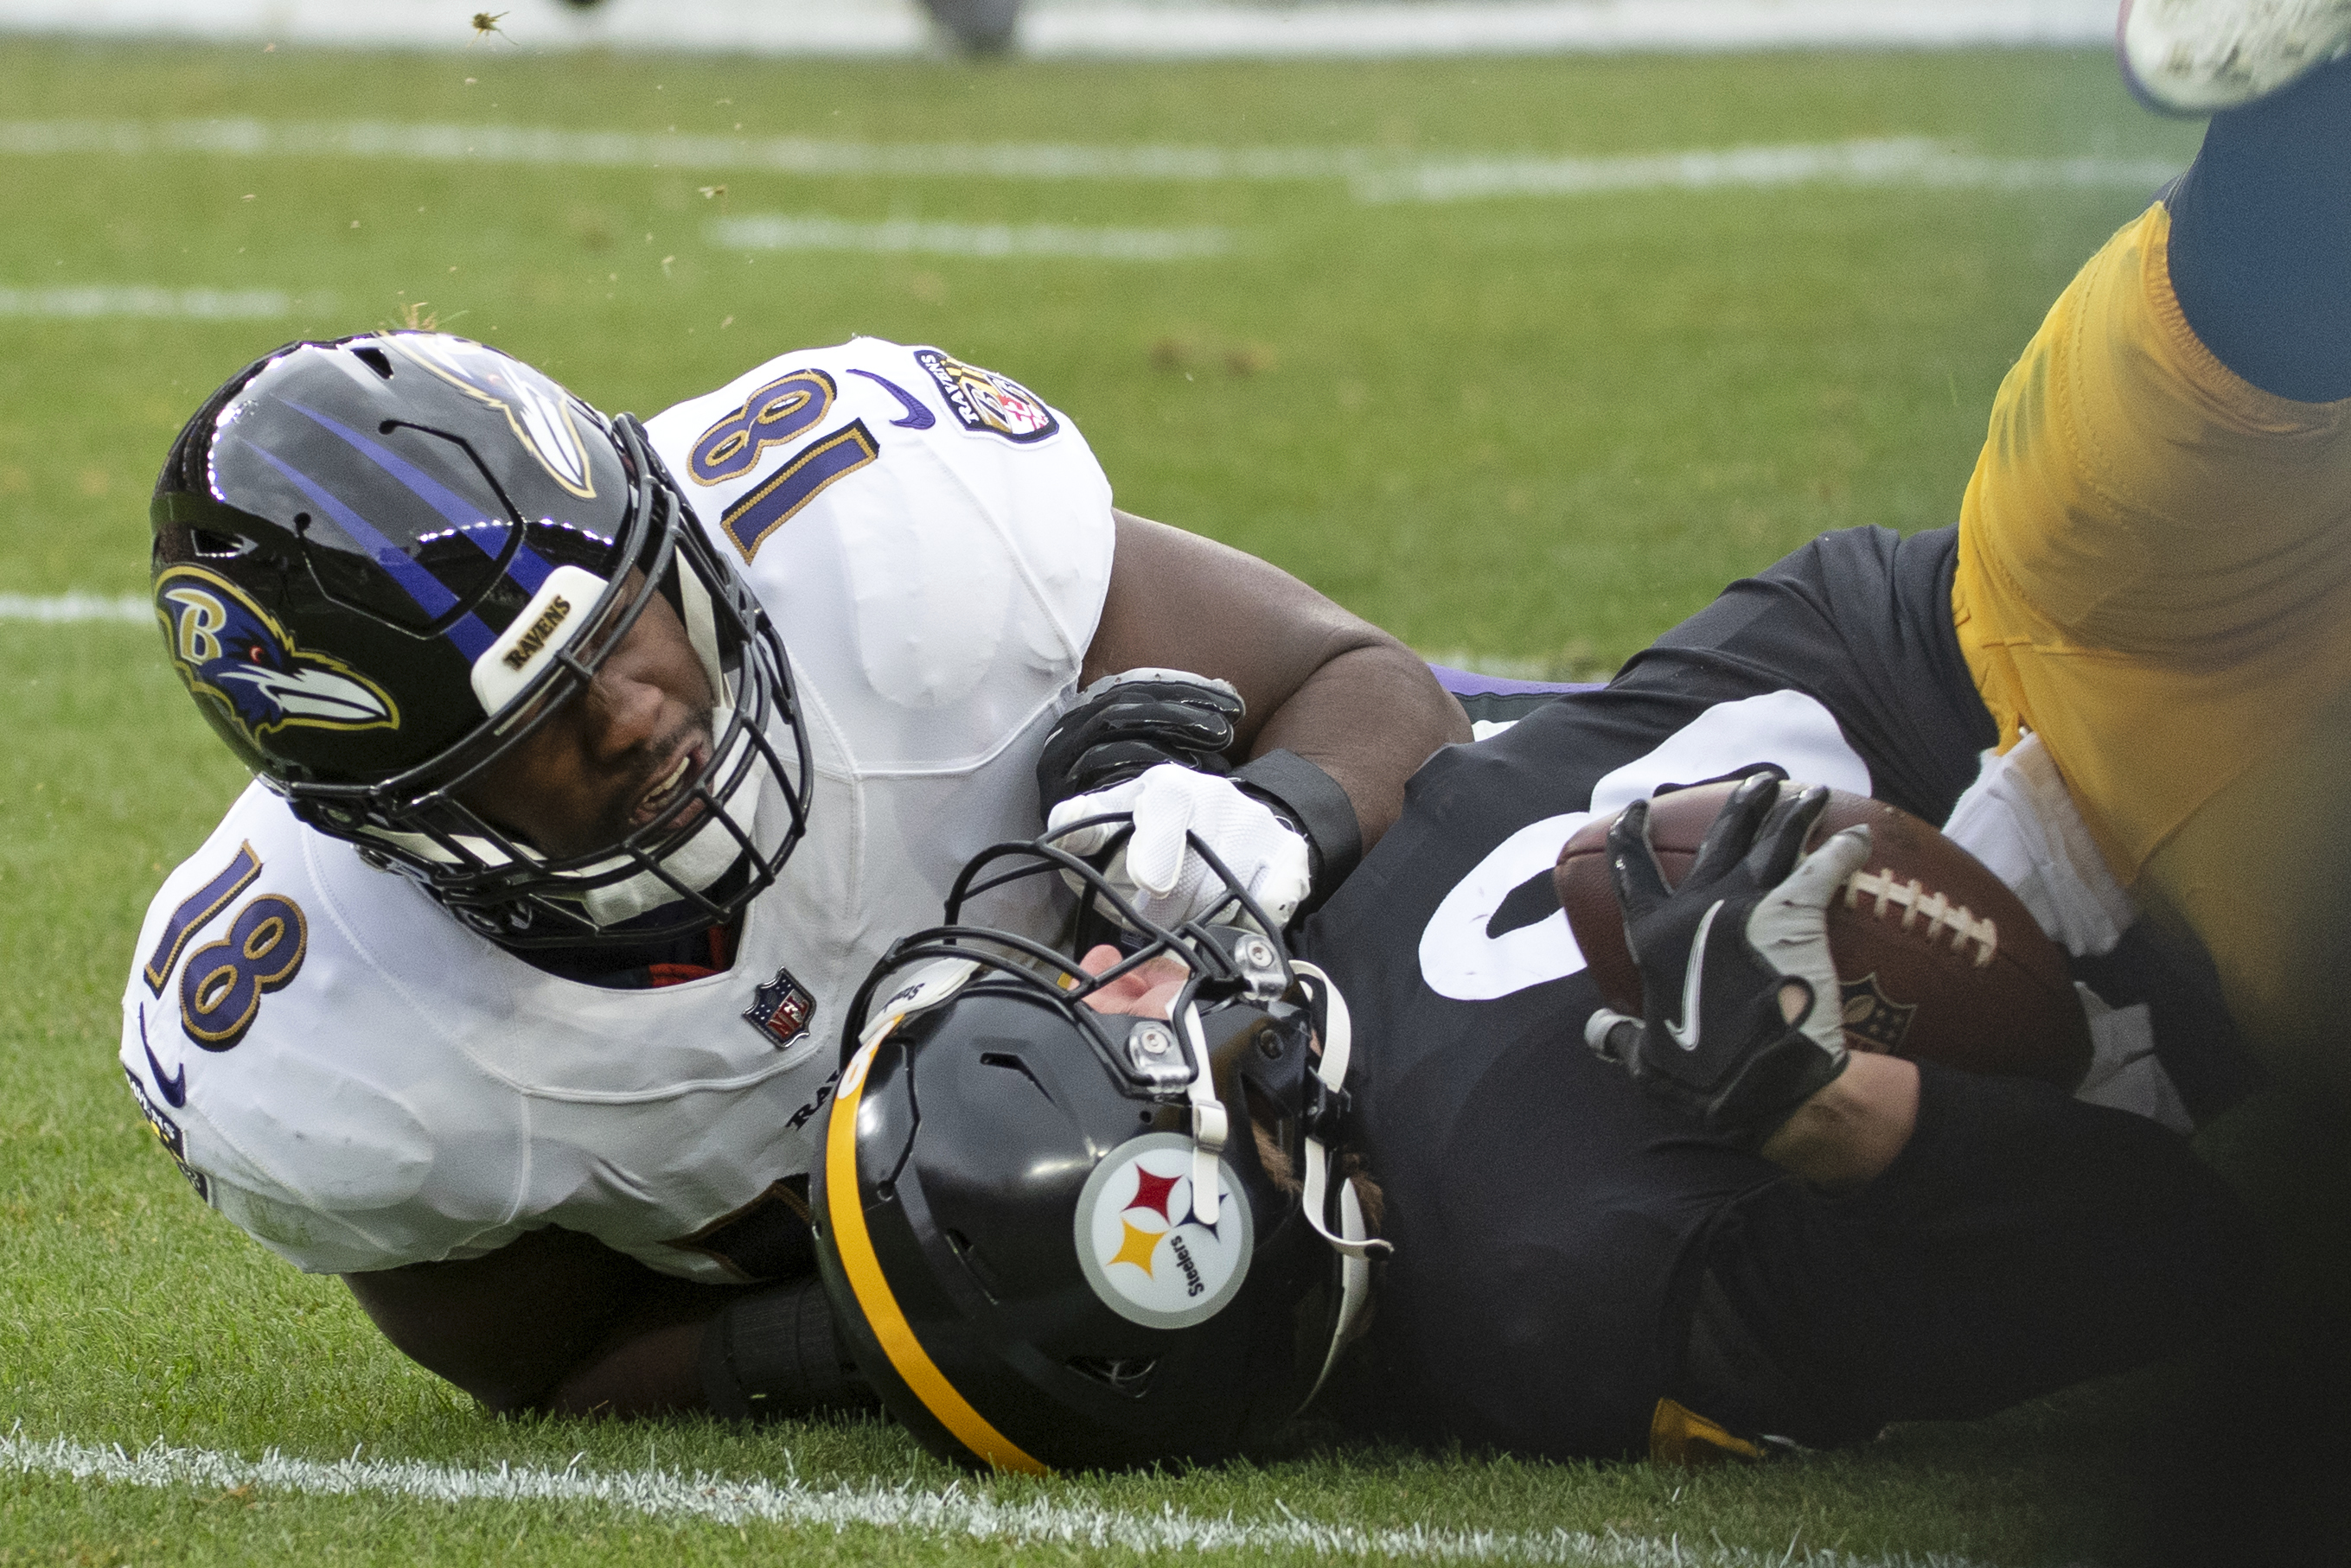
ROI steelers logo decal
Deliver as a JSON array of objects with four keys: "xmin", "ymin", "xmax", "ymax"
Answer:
[{"xmin": 1074, "ymin": 1132, "xmax": 1253, "ymax": 1329}]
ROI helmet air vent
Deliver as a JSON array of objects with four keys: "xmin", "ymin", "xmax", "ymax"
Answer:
[
  {"xmin": 350, "ymin": 346, "xmax": 393, "ymax": 379},
  {"xmin": 976, "ymin": 1050, "xmax": 1056, "ymax": 1104},
  {"xmin": 942, "ymin": 1228, "xmax": 1006, "ymax": 1303},
  {"xmin": 188, "ymin": 528, "xmax": 251, "ymax": 559},
  {"xmin": 1068, "ymin": 1355, "xmax": 1158, "ymax": 1399}
]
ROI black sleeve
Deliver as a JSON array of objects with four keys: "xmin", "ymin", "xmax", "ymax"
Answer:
[
  {"xmin": 1627, "ymin": 524, "xmax": 1996, "ymax": 825},
  {"xmin": 1679, "ymin": 1064, "xmax": 2265, "ymax": 1446}
]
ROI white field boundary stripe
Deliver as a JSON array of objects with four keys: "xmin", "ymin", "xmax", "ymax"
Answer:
[
  {"xmin": 0, "ymin": 593, "xmax": 150, "ymax": 622},
  {"xmin": 709, "ymin": 213, "xmax": 1231, "ymax": 260},
  {"xmin": 0, "ymin": 1432, "xmax": 1998, "ymax": 1568},
  {"xmin": 0, "ymin": 119, "xmax": 2182, "ymax": 205}
]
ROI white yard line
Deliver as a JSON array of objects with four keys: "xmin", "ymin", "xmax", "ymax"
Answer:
[
  {"xmin": 0, "ymin": 1431, "xmax": 1997, "ymax": 1567},
  {"xmin": 0, "ymin": 119, "xmax": 2182, "ymax": 204},
  {"xmin": 1020, "ymin": 0, "xmax": 2116, "ymax": 59},
  {"xmin": 708, "ymin": 213, "xmax": 1231, "ymax": 259},
  {"xmin": 0, "ymin": 593, "xmax": 151, "ymax": 623},
  {"xmin": 1357, "ymin": 137, "xmax": 2182, "ymax": 202},
  {"xmin": 0, "ymin": 284, "xmax": 300, "ymax": 320},
  {"xmin": 0, "ymin": 0, "xmax": 2116, "ymax": 60}
]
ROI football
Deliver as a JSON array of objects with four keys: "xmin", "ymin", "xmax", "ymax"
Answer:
[{"xmin": 1554, "ymin": 781, "xmax": 2092, "ymax": 1090}]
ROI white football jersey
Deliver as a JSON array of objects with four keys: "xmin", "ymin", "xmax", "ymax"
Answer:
[{"xmin": 118, "ymin": 338, "xmax": 1115, "ymax": 1280}]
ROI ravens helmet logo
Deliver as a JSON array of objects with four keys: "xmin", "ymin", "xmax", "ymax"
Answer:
[{"xmin": 156, "ymin": 565, "xmax": 399, "ymax": 747}]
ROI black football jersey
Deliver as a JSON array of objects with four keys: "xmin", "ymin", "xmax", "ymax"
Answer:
[{"xmin": 1303, "ymin": 524, "xmax": 1998, "ymax": 1456}]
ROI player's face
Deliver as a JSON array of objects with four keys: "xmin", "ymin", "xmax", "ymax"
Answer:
[
  {"xmin": 458, "ymin": 582, "xmax": 717, "ymax": 858},
  {"xmin": 1077, "ymin": 943, "xmax": 1189, "ymax": 1019}
]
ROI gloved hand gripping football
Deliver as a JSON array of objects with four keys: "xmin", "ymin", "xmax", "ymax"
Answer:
[{"xmin": 1581, "ymin": 774, "xmax": 1871, "ymax": 1147}]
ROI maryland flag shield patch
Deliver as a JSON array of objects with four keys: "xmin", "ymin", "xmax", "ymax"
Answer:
[{"xmin": 914, "ymin": 349, "xmax": 1058, "ymax": 443}]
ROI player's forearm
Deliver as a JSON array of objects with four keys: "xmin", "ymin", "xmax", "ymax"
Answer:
[
  {"xmin": 1759, "ymin": 1054, "xmax": 1920, "ymax": 1193},
  {"xmin": 1248, "ymin": 634, "xmax": 1469, "ymax": 850},
  {"xmin": 1083, "ymin": 511, "xmax": 1471, "ymax": 855},
  {"xmin": 342, "ymin": 1227, "xmax": 738, "ymax": 1416},
  {"xmin": 534, "ymin": 1298, "xmax": 719, "ymax": 1418}
]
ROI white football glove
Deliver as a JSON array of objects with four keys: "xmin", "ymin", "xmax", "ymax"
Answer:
[{"xmin": 1047, "ymin": 762, "xmax": 1313, "ymax": 931}]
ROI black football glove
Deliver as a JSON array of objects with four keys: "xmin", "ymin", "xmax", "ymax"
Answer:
[
  {"xmin": 1582, "ymin": 774, "xmax": 1871, "ymax": 1148},
  {"xmin": 1037, "ymin": 669, "xmax": 1244, "ymax": 816}
]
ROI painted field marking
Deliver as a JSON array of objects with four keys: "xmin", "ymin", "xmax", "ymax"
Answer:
[
  {"xmin": 0, "ymin": 119, "xmax": 2182, "ymax": 205},
  {"xmin": 0, "ymin": 117, "xmax": 1370, "ymax": 182},
  {"xmin": 1354, "ymin": 137, "xmax": 2182, "ymax": 202},
  {"xmin": 709, "ymin": 213, "xmax": 1230, "ymax": 260},
  {"xmin": 0, "ymin": 284, "xmax": 297, "ymax": 320},
  {"xmin": 0, "ymin": 593, "xmax": 150, "ymax": 623},
  {"xmin": 0, "ymin": 0, "xmax": 2116, "ymax": 60},
  {"xmin": 0, "ymin": 1432, "xmax": 1996, "ymax": 1568}
]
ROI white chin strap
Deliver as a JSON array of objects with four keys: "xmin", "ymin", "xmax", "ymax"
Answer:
[
  {"xmin": 1176, "ymin": 994, "xmax": 1231, "ymax": 1227},
  {"xmin": 1287, "ymin": 959, "xmax": 1389, "ymax": 1412},
  {"xmin": 1291, "ymin": 961, "xmax": 1388, "ymax": 1263},
  {"xmin": 573, "ymin": 707, "xmax": 763, "ymax": 927}
]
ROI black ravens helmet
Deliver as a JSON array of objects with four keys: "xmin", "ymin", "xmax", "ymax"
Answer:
[
  {"xmin": 813, "ymin": 825, "xmax": 1383, "ymax": 1473},
  {"xmin": 150, "ymin": 333, "xmax": 812, "ymax": 947}
]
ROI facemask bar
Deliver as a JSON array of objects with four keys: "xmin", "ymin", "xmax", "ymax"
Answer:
[
  {"xmin": 844, "ymin": 819, "xmax": 1282, "ymax": 1055},
  {"xmin": 843, "ymin": 818, "xmax": 1386, "ymax": 1425},
  {"xmin": 849, "ymin": 823, "xmax": 1366, "ymax": 1240},
  {"xmin": 279, "ymin": 415, "xmax": 815, "ymax": 948}
]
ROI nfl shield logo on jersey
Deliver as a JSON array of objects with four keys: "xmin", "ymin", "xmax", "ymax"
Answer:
[{"xmin": 744, "ymin": 965, "xmax": 817, "ymax": 1051}]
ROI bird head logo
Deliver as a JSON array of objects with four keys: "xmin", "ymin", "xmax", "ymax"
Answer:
[{"xmin": 156, "ymin": 566, "xmax": 399, "ymax": 748}]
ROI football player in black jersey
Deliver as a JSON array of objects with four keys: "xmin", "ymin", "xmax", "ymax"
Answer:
[
  {"xmin": 808, "ymin": 7, "xmax": 2351, "ymax": 1463},
  {"xmin": 812, "ymin": 519, "xmax": 2258, "ymax": 1470},
  {"xmin": 1287, "ymin": 522, "xmax": 2257, "ymax": 1459}
]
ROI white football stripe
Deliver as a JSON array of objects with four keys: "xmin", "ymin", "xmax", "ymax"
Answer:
[
  {"xmin": 708, "ymin": 214, "xmax": 1230, "ymax": 261},
  {"xmin": 0, "ymin": 592, "xmax": 150, "ymax": 623},
  {"xmin": 0, "ymin": 1432, "xmax": 1994, "ymax": 1567},
  {"xmin": 0, "ymin": 119, "xmax": 2182, "ymax": 205}
]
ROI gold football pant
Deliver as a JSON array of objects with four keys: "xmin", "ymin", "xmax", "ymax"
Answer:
[{"xmin": 1954, "ymin": 202, "xmax": 2351, "ymax": 1090}]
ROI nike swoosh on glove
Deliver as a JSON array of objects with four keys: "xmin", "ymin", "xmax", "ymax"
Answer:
[
  {"xmin": 1581, "ymin": 773, "xmax": 1871, "ymax": 1148},
  {"xmin": 1048, "ymin": 762, "xmax": 1313, "ymax": 932}
]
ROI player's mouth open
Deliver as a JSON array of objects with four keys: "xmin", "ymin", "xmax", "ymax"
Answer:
[{"xmin": 631, "ymin": 744, "xmax": 706, "ymax": 831}]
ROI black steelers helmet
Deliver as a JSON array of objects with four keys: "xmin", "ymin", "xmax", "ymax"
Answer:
[
  {"xmin": 812, "ymin": 824, "xmax": 1383, "ymax": 1473},
  {"xmin": 150, "ymin": 332, "xmax": 811, "ymax": 947}
]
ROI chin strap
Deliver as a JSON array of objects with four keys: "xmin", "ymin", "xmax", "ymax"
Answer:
[
  {"xmin": 1291, "ymin": 959, "xmax": 1385, "ymax": 1412},
  {"xmin": 1177, "ymin": 995, "xmax": 1230, "ymax": 1227},
  {"xmin": 1299, "ymin": 1170, "xmax": 1373, "ymax": 1412},
  {"xmin": 1290, "ymin": 961, "xmax": 1390, "ymax": 1262}
]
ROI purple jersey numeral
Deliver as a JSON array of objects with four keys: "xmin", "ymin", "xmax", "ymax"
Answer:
[{"xmin": 719, "ymin": 421, "xmax": 880, "ymax": 561}]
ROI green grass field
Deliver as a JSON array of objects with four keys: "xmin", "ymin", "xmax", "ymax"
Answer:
[{"xmin": 0, "ymin": 32, "xmax": 2265, "ymax": 1566}]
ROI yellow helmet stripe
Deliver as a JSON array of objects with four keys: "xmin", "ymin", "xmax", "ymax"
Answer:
[{"xmin": 825, "ymin": 1036, "xmax": 1049, "ymax": 1476}]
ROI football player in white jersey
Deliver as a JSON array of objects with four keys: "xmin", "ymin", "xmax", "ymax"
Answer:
[{"xmin": 123, "ymin": 333, "xmax": 1468, "ymax": 1420}]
